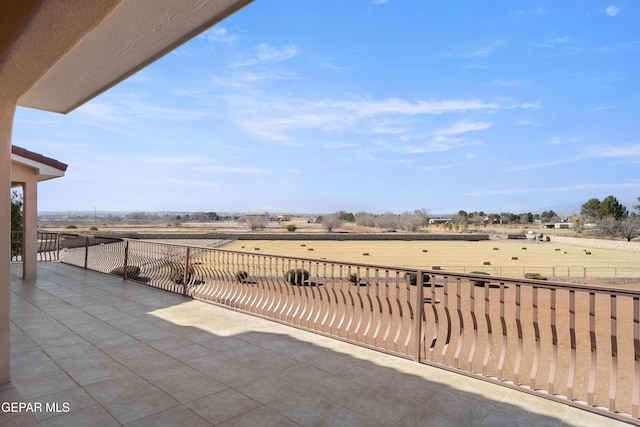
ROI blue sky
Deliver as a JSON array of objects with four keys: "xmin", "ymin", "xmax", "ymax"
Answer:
[{"xmin": 14, "ymin": 1, "xmax": 640, "ymax": 215}]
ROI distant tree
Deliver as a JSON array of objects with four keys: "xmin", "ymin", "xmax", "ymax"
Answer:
[
  {"xmin": 399, "ymin": 212, "xmax": 425, "ymax": 232},
  {"xmin": 580, "ymin": 198, "xmax": 601, "ymax": 221},
  {"xmin": 470, "ymin": 215, "xmax": 485, "ymax": 227},
  {"xmin": 337, "ymin": 211, "xmax": 355, "ymax": 222},
  {"xmin": 247, "ymin": 216, "xmax": 266, "ymax": 230},
  {"xmin": 377, "ymin": 213, "xmax": 401, "ymax": 231},
  {"xmin": 540, "ymin": 210, "xmax": 558, "ymax": 223},
  {"xmin": 488, "ymin": 213, "xmax": 501, "ymax": 224},
  {"xmin": 451, "ymin": 213, "xmax": 467, "ymax": 226},
  {"xmin": 598, "ymin": 195, "xmax": 628, "ymax": 220},
  {"xmin": 519, "ymin": 213, "xmax": 533, "ymax": 224},
  {"xmin": 11, "ymin": 190, "xmax": 23, "ymax": 231},
  {"xmin": 596, "ymin": 217, "xmax": 619, "ymax": 238},
  {"xmin": 633, "ymin": 197, "xmax": 640, "ymax": 215},
  {"xmin": 321, "ymin": 213, "xmax": 342, "ymax": 232},
  {"xmin": 618, "ymin": 217, "xmax": 640, "ymax": 242},
  {"xmin": 355, "ymin": 212, "xmax": 376, "ymax": 227}
]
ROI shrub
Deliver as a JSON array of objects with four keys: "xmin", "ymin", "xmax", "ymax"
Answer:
[
  {"xmin": 167, "ymin": 262, "xmax": 194, "ymax": 284},
  {"xmin": 470, "ymin": 271, "xmax": 489, "ymax": 286},
  {"xmin": 65, "ymin": 224, "xmax": 77, "ymax": 229},
  {"xmin": 285, "ymin": 269, "xmax": 309, "ymax": 286},
  {"xmin": 235, "ymin": 271, "xmax": 249, "ymax": 283},
  {"xmin": 524, "ymin": 272, "xmax": 547, "ymax": 280},
  {"xmin": 110, "ymin": 265, "xmax": 140, "ymax": 279},
  {"xmin": 406, "ymin": 272, "xmax": 431, "ymax": 286},
  {"xmin": 286, "ymin": 224, "xmax": 297, "ymax": 232},
  {"xmin": 89, "ymin": 226, "xmax": 99, "ymax": 231}
]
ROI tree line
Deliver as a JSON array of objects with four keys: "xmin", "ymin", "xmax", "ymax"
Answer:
[{"xmin": 320, "ymin": 195, "xmax": 640, "ymax": 241}]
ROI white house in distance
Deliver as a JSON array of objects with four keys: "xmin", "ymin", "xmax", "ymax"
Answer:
[{"xmin": 0, "ymin": 0, "xmax": 253, "ymax": 386}]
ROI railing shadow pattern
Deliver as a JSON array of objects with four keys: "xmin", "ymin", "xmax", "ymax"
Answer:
[{"xmin": 54, "ymin": 234, "xmax": 640, "ymax": 425}]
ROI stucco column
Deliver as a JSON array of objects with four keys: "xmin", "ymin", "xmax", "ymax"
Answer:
[
  {"xmin": 22, "ymin": 179, "xmax": 38, "ymax": 279},
  {"xmin": 0, "ymin": 100, "xmax": 16, "ymax": 384}
]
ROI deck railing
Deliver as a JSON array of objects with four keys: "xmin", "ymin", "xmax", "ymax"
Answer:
[
  {"xmin": 54, "ymin": 234, "xmax": 640, "ymax": 424},
  {"xmin": 10, "ymin": 231, "xmax": 62, "ymax": 262}
]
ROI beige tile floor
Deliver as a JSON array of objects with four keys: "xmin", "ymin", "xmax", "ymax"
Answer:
[{"xmin": 1, "ymin": 262, "xmax": 634, "ymax": 426}]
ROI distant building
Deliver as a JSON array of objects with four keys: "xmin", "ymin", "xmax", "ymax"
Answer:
[
  {"xmin": 428, "ymin": 218, "xmax": 452, "ymax": 225},
  {"xmin": 554, "ymin": 223, "xmax": 573, "ymax": 229}
]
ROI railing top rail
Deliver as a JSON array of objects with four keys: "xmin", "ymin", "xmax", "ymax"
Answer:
[
  {"xmin": 126, "ymin": 238, "xmax": 640, "ymax": 297},
  {"xmin": 129, "ymin": 238, "xmax": 424, "ymax": 273}
]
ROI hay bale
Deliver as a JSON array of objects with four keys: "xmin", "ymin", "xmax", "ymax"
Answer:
[
  {"xmin": 555, "ymin": 248, "xmax": 561, "ymax": 251},
  {"xmin": 422, "ymin": 249, "xmax": 428, "ymax": 253},
  {"xmin": 483, "ymin": 261, "xmax": 491, "ymax": 265},
  {"xmin": 362, "ymin": 252, "xmax": 370, "ymax": 256},
  {"xmin": 585, "ymin": 251, "xmax": 592, "ymax": 255},
  {"xmin": 493, "ymin": 247, "xmax": 499, "ymax": 250},
  {"xmin": 308, "ymin": 248, "xmax": 314, "ymax": 251},
  {"xmin": 511, "ymin": 256, "xmax": 519, "ymax": 260},
  {"xmin": 432, "ymin": 266, "xmax": 442, "ymax": 270}
]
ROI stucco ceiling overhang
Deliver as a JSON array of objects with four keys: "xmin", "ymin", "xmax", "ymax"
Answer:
[{"xmin": 17, "ymin": 0, "xmax": 252, "ymax": 114}]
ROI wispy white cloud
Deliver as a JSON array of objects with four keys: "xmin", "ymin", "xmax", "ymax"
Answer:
[
  {"xmin": 196, "ymin": 166, "xmax": 268, "ymax": 174},
  {"xmin": 441, "ymin": 41, "xmax": 504, "ymax": 59},
  {"xmin": 604, "ymin": 5, "xmax": 621, "ymax": 16},
  {"xmin": 228, "ymin": 96, "xmax": 501, "ymax": 142},
  {"xmin": 506, "ymin": 143, "xmax": 640, "ymax": 171},
  {"xmin": 256, "ymin": 43, "xmax": 297, "ymax": 63},
  {"xmin": 371, "ymin": 0, "xmax": 388, "ymax": 4},
  {"xmin": 505, "ymin": 101, "xmax": 543, "ymax": 110},
  {"xmin": 466, "ymin": 180, "xmax": 640, "ymax": 197},
  {"xmin": 137, "ymin": 156, "xmax": 207, "ymax": 165},
  {"xmin": 431, "ymin": 120, "xmax": 493, "ymax": 136},
  {"xmin": 548, "ymin": 136, "xmax": 582, "ymax": 145},
  {"xmin": 506, "ymin": 158, "xmax": 576, "ymax": 172},
  {"xmin": 201, "ymin": 27, "xmax": 238, "ymax": 44},
  {"xmin": 231, "ymin": 43, "xmax": 298, "ymax": 67},
  {"xmin": 532, "ymin": 36, "xmax": 574, "ymax": 49},
  {"xmin": 76, "ymin": 98, "xmax": 211, "ymax": 123},
  {"xmin": 585, "ymin": 144, "xmax": 640, "ymax": 158},
  {"xmin": 517, "ymin": 119, "xmax": 535, "ymax": 126},
  {"xmin": 530, "ymin": 36, "xmax": 581, "ymax": 56}
]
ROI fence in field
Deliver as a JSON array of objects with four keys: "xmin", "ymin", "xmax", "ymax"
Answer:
[{"xmin": 432, "ymin": 265, "xmax": 640, "ymax": 279}]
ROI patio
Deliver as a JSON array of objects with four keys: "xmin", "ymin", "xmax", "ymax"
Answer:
[{"xmin": 2, "ymin": 262, "xmax": 630, "ymax": 426}]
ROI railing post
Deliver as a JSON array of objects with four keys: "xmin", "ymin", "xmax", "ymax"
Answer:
[
  {"xmin": 413, "ymin": 270, "xmax": 424, "ymax": 361},
  {"xmin": 123, "ymin": 240, "xmax": 129, "ymax": 280},
  {"xmin": 83, "ymin": 236, "xmax": 89, "ymax": 269},
  {"xmin": 183, "ymin": 247, "xmax": 191, "ymax": 296}
]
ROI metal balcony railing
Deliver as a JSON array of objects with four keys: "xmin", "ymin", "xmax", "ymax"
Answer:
[
  {"xmin": 49, "ymin": 233, "xmax": 640, "ymax": 424},
  {"xmin": 10, "ymin": 231, "xmax": 61, "ymax": 262}
]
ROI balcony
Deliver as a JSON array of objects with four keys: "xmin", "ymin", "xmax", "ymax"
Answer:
[{"xmin": 2, "ymin": 236, "xmax": 637, "ymax": 426}]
